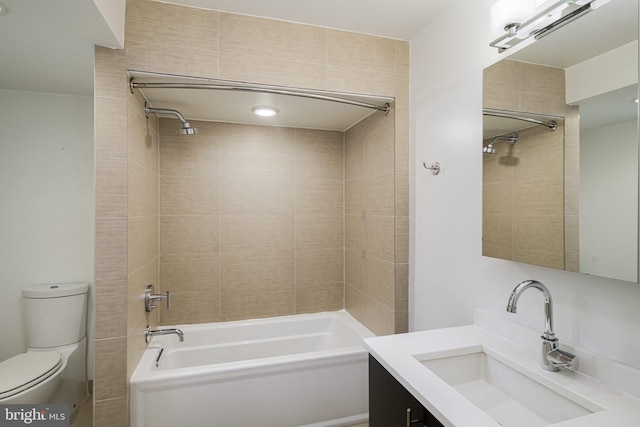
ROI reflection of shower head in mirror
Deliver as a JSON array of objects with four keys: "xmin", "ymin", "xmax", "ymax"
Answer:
[
  {"xmin": 483, "ymin": 145, "xmax": 497, "ymax": 154},
  {"xmin": 483, "ymin": 132, "xmax": 518, "ymax": 154}
]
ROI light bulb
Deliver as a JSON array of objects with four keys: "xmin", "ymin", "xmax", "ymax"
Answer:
[
  {"xmin": 490, "ymin": 0, "xmax": 537, "ymax": 34},
  {"xmin": 251, "ymin": 106, "xmax": 279, "ymax": 117}
]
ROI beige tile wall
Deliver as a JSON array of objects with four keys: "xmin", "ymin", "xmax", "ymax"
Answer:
[
  {"xmin": 345, "ymin": 108, "xmax": 401, "ymax": 336},
  {"xmin": 484, "ymin": 60, "xmax": 566, "ymax": 117},
  {"xmin": 158, "ymin": 121, "xmax": 345, "ymax": 323},
  {"xmin": 94, "ymin": 44, "xmax": 129, "ymax": 427},
  {"xmin": 126, "ymin": 88, "xmax": 160, "ymax": 381},
  {"xmin": 483, "ymin": 124, "xmax": 566, "ymax": 269},
  {"xmin": 94, "ymin": 1, "xmax": 409, "ymax": 425},
  {"xmin": 95, "ymin": 50, "xmax": 161, "ymax": 425},
  {"xmin": 483, "ymin": 59, "xmax": 578, "ymax": 270}
]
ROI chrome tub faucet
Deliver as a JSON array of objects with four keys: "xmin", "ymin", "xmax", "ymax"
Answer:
[
  {"xmin": 507, "ymin": 280, "xmax": 578, "ymax": 372},
  {"xmin": 145, "ymin": 325, "xmax": 184, "ymax": 343}
]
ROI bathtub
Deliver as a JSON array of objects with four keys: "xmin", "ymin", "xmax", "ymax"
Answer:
[{"xmin": 130, "ymin": 310, "xmax": 374, "ymax": 427}]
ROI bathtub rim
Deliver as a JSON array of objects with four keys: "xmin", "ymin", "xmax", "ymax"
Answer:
[
  {"xmin": 131, "ymin": 310, "xmax": 374, "ymax": 388},
  {"xmin": 152, "ymin": 309, "xmax": 373, "ymax": 339}
]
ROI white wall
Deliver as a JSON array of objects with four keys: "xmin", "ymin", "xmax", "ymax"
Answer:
[
  {"xmin": 581, "ymin": 120, "xmax": 638, "ymax": 281},
  {"xmin": 410, "ymin": 0, "xmax": 640, "ymax": 368},
  {"xmin": 92, "ymin": 0, "xmax": 126, "ymax": 48},
  {"xmin": 0, "ymin": 90, "xmax": 94, "ymax": 372},
  {"xmin": 566, "ymin": 41, "xmax": 638, "ymax": 104}
]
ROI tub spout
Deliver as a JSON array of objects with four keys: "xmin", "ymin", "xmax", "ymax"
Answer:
[{"xmin": 145, "ymin": 325, "xmax": 184, "ymax": 343}]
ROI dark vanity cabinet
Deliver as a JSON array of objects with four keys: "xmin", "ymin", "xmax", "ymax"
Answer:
[{"xmin": 369, "ymin": 355, "xmax": 444, "ymax": 427}]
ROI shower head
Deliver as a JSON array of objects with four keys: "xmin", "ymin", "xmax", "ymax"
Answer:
[
  {"xmin": 483, "ymin": 132, "xmax": 518, "ymax": 154},
  {"xmin": 483, "ymin": 146, "xmax": 497, "ymax": 154},
  {"xmin": 144, "ymin": 103, "xmax": 198, "ymax": 135},
  {"xmin": 177, "ymin": 123, "xmax": 198, "ymax": 135}
]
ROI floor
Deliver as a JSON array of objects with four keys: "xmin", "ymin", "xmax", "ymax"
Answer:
[{"xmin": 70, "ymin": 397, "xmax": 93, "ymax": 427}]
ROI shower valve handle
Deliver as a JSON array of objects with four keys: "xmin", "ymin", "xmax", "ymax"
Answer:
[{"xmin": 145, "ymin": 284, "xmax": 171, "ymax": 312}]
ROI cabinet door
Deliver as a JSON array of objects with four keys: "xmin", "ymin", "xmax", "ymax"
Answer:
[{"xmin": 369, "ymin": 354, "xmax": 443, "ymax": 427}]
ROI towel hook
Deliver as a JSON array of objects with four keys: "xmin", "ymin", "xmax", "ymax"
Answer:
[{"xmin": 423, "ymin": 161, "xmax": 441, "ymax": 175}]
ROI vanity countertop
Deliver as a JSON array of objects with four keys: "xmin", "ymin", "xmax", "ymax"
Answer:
[{"xmin": 365, "ymin": 325, "xmax": 640, "ymax": 427}]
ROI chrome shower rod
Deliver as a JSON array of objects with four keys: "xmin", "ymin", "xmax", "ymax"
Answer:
[
  {"xmin": 130, "ymin": 79, "xmax": 391, "ymax": 114},
  {"xmin": 483, "ymin": 109, "xmax": 558, "ymax": 131}
]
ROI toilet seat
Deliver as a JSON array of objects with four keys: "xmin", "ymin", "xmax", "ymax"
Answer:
[{"xmin": 0, "ymin": 351, "xmax": 62, "ymax": 400}]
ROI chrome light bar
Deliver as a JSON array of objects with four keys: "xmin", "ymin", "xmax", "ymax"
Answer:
[{"xmin": 490, "ymin": 0, "xmax": 594, "ymax": 52}]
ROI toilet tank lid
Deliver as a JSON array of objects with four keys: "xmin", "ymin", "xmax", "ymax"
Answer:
[{"xmin": 22, "ymin": 282, "xmax": 89, "ymax": 298}]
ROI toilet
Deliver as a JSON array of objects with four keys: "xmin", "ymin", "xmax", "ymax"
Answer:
[{"xmin": 0, "ymin": 282, "xmax": 89, "ymax": 410}]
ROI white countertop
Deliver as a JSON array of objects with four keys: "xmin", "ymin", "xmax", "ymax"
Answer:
[{"xmin": 365, "ymin": 324, "xmax": 640, "ymax": 427}]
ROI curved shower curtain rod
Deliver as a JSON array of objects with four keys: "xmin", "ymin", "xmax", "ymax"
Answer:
[
  {"xmin": 129, "ymin": 79, "xmax": 391, "ymax": 114},
  {"xmin": 483, "ymin": 108, "xmax": 558, "ymax": 131}
]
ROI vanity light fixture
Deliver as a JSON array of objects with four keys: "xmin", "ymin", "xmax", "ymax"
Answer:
[
  {"xmin": 490, "ymin": 0, "xmax": 611, "ymax": 51},
  {"xmin": 490, "ymin": 0, "xmax": 536, "ymax": 36},
  {"xmin": 251, "ymin": 105, "xmax": 279, "ymax": 117}
]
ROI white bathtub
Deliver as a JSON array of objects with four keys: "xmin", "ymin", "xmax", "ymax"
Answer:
[{"xmin": 130, "ymin": 310, "xmax": 374, "ymax": 427}]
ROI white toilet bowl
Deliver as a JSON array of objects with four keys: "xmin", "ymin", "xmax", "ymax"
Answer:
[
  {"xmin": 0, "ymin": 350, "xmax": 64, "ymax": 404},
  {"xmin": 0, "ymin": 341, "xmax": 84, "ymax": 404},
  {"xmin": 0, "ymin": 283, "xmax": 88, "ymax": 409}
]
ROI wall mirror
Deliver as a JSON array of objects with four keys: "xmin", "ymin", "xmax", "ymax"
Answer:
[{"xmin": 482, "ymin": 0, "xmax": 639, "ymax": 282}]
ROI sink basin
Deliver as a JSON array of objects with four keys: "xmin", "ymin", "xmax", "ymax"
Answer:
[{"xmin": 419, "ymin": 347, "xmax": 602, "ymax": 427}]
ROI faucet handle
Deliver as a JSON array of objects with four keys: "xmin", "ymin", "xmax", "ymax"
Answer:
[
  {"xmin": 547, "ymin": 348, "xmax": 579, "ymax": 372},
  {"xmin": 162, "ymin": 290, "xmax": 171, "ymax": 309},
  {"xmin": 144, "ymin": 284, "xmax": 171, "ymax": 312}
]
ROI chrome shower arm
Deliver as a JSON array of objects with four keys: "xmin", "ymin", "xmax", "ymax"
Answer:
[
  {"xmin": 144, "ymin": 103, "xmax": 188, "ymax": 126},
  {"xmin": 484, "ymin": 132, "xmax": 518, "ymax": 154},
  {"xmin": 144, "ymin": 102, "xmax": 198, "ymax": 135},
  {"xmin": 492, "ymin": 134, "xmax": 518, "ymax": 145}
]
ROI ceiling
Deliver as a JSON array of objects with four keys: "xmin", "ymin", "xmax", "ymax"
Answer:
[{"xmin": 0, "ymin": 0, "xmax": 122, "ymax": 96}]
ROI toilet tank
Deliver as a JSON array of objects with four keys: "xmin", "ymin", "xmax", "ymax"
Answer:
[{"xmin": 22, "ymin": 283, "xmax": 89, "ymax": 348}]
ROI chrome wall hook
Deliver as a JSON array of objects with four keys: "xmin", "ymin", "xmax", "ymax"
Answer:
[
  {"xmin": 145, "ymin": 284, "xmax": 170, "ymax": 312},
  {"xmin": 423, "ymin": 161, "xmax": 441, "ymax": 175}
]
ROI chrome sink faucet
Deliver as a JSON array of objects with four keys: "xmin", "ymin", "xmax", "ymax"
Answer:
[
  {"xmin": 145, "ymin": 325, "xmax": 184, "ymax": 343},
  {"xmin": 507, "ymin": 280, "xmax": 578, "ymax": 372}
]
